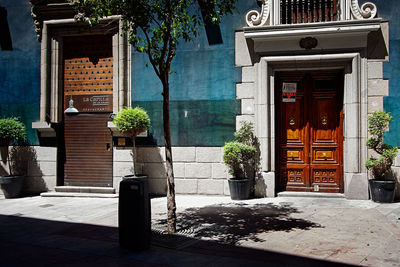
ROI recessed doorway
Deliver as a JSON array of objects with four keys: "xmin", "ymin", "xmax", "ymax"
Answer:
[
  {"xmin": 63, "ymin": 35, "xmax": 113, "ymax": 187},
  {"xmin": 276, "ymin": 70, "xmax": 344, "ymax": 193}
]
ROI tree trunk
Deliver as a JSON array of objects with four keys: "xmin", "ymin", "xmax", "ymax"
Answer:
[
  {"xmin": 162, "ymin": 79, "xmax": 176, "ymax": 233},
  {"xmin": 132, "ymin": 136, "xmax": 137, "ymax": 176}
]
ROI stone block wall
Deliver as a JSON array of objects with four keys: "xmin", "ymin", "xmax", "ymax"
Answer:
[
  {"xmin": 235, "ymin": 32, "xmax": 256, "ymax": 132},
  {"xmin": 113, "ymin": 146, "xmax": 231, "ymax": 195},
  {"xmin": 0, "ymin": 146, "xmax": 56, "ymax": 195},
  {"xmin": 1, "ymin": 145, "xmax": 232, "ymax": 196},
  {"xmin": 389, "ymin": 154, "xmax": 400, "ymax": 199},
  {"xmin": 367, "ymin": 61, "xmax": 388, "ymax": 114}
]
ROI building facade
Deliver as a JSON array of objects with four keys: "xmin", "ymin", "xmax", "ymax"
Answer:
[{"xmin": 1, "ymin": 0, "xmax": 399, "ymax": 199}]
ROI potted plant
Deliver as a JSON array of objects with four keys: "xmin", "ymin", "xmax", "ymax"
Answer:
[
  {"xmin": 365, "ymin": 111, "xmax": 398, "ymax": 203},
  {"xmin": 0, "ymin": 117, "xmax": 27, "ymax": 198},
  {"xmin": 223, "ymin": 122, "xmax": 257, "ymax": 200},
  {"xmin": 113, "ymin": 107, "xmax": 151, "ymax": 178},
  {"xmin": 113, "ymin": 107, "xmax": 151, "ymax": 251}
]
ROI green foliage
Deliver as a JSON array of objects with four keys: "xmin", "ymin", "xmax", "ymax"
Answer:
[
  {"xmin": 223, "ymin": 141, "xmax": 256, "ymax": 178},
  {"xmin": 365, "ymin": 111, "xmax": 398, "ymax": 180},
  {"xmin": 0, "ymin": 117, "xmax": 26, "ymax": 144},
  {"xmin": 368, "ymin": 111, "xmax": 391, "ymax": 137},
  {"xmin": 234, "ymin": 121, "xmax": 255, "ymax": 146},
  {"xmin": 113, "ymin": 107, "xmax": 150, "ymax": 137},
  {"xmin": 223, "ymin": 122, "xmax": 258, "ymax": 179}
]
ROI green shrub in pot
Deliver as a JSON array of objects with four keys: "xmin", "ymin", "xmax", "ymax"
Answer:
[
  {"xmin": 365, "ymin": 111, "xmax": 398, "ymax": 202},
  {"xmin": 113, "ymin": 107, "xmax": 150, "ymax": 176},
  {"xmin": 223, "ymin": 141, "xmax": 256, "ymax": 179}
]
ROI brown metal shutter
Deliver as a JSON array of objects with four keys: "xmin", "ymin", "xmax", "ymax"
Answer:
[{"xmin": 64, "ymin": 114, "xmax": 113, "ymax": 187}]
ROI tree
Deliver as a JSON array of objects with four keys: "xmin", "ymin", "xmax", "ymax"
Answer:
[
  {"xmin": 73, "ymin": 0, "xmax": 237, "ymax": 233},
  {"xmin": 113, "ymin": 107, "xmax": 150, "ymax": 176}
]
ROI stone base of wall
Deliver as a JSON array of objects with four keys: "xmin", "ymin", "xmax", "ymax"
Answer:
[
  {"xmin": 114, "ymin": 147, "xmax": 231, "ymax": 196},
  {"xmin": 0, "ymin": 146, "xmax": 56, "ymax": 195},
  {"xmin": 18, "ymin": 145, "xmax": 395, "ymax": 200}
]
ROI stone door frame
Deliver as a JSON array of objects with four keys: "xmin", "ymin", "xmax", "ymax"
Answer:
[
  {"xmin": 254, "ymin": 53, "xmax": 369, "ymax": 198},
  {"xmin": 38, "ymin": 16, "xmax": 131, "ymax": 124}
]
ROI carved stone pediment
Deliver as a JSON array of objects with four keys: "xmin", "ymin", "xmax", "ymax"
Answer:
[{"xmin": 30, "ymin": 0, "xmax": 76, "ymax": 41}]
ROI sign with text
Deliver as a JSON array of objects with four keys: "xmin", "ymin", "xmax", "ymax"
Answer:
[
  {"xmin": 282, "ymin": 83, "xmax": 297, "ymax": 102},
  {"xmin": 64, "ymin": 94, "xmax": 113, "ymax": 113}
]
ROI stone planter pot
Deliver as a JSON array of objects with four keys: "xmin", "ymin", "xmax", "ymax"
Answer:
[
  {"xmin": 0, "ymin": 175, "xmax": 25, "ymax": 199},
  {"xmin": 369, "ymin": 179, "xmax": 396, "ymax": 203},
  {"xmin": 228, "ymin": 178, "xmax": 251, "ymax": 200}
]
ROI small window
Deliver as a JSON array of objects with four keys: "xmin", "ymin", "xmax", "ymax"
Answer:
[{"xmin": 0, "ymin": 6, "xmax": 13, "ymax": 51}]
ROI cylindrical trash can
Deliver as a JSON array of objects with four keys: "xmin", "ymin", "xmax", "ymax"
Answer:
[{"xmin": 119, "ymin": 175, "xmax": 151, "ymax": 250}]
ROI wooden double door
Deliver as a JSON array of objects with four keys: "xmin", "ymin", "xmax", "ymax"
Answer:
[{"xmin": 276, "ymin": 70, "xmax": 344, "ymax": 193}]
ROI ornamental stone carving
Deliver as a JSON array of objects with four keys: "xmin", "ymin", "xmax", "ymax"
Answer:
[
  {"xmin": 350, "ymin": 0, "xmax": 377, "ymax": 20},
  {"xmin": 246, "ymin": 0, "xmax": 271, "ymax": 27}
]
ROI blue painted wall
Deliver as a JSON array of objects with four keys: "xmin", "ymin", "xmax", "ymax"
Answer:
[
  {"xmin": 372, "ymin": 0, "xmax": 400, "ymax": 146},
  {"xmin": 2, "ymin": 0, "xmax": 400, "ymax": 147},
  {"xmin": 132, "ymin": 1, "xmax": 258, "ymax": 146},
  {"xmin": 0, "ymin": 0, "xmax": 40, "ymax": 144}
]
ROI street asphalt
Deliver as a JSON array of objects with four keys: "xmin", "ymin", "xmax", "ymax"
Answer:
[{"xmin": 0, "ymin": 194, "xmax": 399, "ymax": 266}]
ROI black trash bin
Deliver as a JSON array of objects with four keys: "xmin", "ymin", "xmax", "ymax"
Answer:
[{"xmin": 118, "ymin": 175, "xmax": 151, "ymax": 251}]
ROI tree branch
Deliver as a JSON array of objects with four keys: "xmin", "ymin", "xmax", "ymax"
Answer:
[{"xmin": 141, "ymin": 26, "xmax": 161, "ymax": 78}]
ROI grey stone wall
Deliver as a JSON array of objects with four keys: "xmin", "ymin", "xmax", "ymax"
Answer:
[
  {"xmin": 0, "ymin": 146, "xmax": 56, "ymax": 195},
  {"xmin": 113, "ymin": 147, "xmax": 231, "ymax": 196}
]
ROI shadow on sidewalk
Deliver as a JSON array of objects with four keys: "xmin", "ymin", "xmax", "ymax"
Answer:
[
  {"xmin": 154, "ymin": 202, "xmax": 322, "ymax": 245},
  {"xmin": 0, "ymin": 208, "xmax": 356, "ymax": 267}
]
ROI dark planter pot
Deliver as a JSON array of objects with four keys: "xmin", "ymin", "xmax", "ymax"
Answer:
[
  {"xmin": 0, "ymin": 175, "xmax": 25, "ymax": 199},
  {"xmin": 228, "ymin": 178, "xmax": 251, "ymax": 200},
  {"xmin": 369, "ymin": 179, "xmax": 396, "ymax": 203},
  {"xmin": 123, "ymin": 174, "xmax": 147, "ymax": 180}
]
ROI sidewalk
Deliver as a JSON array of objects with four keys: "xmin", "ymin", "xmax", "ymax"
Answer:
[{"xmin": 0, "ymin": 194, "xmax": 399, "ymax": 266}]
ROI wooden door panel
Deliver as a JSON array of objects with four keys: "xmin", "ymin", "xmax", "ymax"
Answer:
[
  {"xmin": 280, "ymin": 166, "xmax": 308, "ymax": 190},
  {"xmin": 310, "ymin": 166, "xmax": 341, "ymax": 192},
  {"xmin": 312, "ymin": 96, "xmax": 337, "ymax": 142},
  {"xmin": 284, "ymin": 98, "xmax": 305, "ymax": 143},
  {"xmin": 277, "ymin": 70, "xmax": 343, "ymax": 193},
  {"xmin": 310, "ymin": 78, "xmax": 342, "ymax": 191},
  {"xmin": 278, "ymin": 84, "xmax": 309, "ymax": 191}
]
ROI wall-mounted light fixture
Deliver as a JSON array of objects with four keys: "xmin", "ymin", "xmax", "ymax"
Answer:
[{"xmin": 64, "ymin": 96, "xmax": 79, "ymax": 114}]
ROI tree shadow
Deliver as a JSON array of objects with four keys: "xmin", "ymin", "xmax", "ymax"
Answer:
[
  {"xmin": 154, "ymin": 202, "xmax": 322, "ymax": 245},
  {"xmin": 9, "ymin": 146, "xmax": 47, "ymax": 195}
]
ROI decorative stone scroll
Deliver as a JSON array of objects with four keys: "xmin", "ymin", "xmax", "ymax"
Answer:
[
  {"xmin": 246, "ymin": 0, "xmax": 271, "ymax": 27},
  {"xmin": 350, "ymin": 0, "xmax": 377, "ymax": 20},
  {"xmin": 30, "ymin": 5, "xmax": 42, "ymax": 41}
]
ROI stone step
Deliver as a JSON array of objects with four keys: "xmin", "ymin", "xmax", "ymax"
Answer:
[
  {"xmin": 277, "ymin": 191, "xmax": 345, "ymax": 198},
  {"xmin": 41, "ymin": 192, "xmax": 118, "ymax": 198},
  {"xmin": 54, "ymin": 186, "xmax": 116, "ymax": 194}
]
